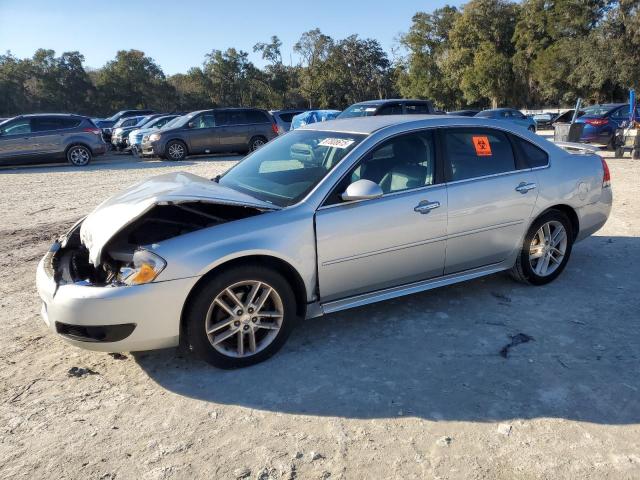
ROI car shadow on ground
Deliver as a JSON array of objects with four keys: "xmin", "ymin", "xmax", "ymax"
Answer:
[
  {"xmin": 0, "ymin": 153, "xmax": 242, "ymax": 174},
  {"xmin": 135, "ymin": 235, "xmax": 640, "ymax": 423}
]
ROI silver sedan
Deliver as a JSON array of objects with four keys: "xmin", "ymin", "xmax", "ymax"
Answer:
[{"xmin": 36, "ymin": 115, "xmax": 612, "ymax": 368}]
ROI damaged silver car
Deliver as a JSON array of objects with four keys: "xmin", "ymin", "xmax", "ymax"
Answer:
[{"xmin": 36, "ymin": 116, "xmax": 612, "ymax": 368}]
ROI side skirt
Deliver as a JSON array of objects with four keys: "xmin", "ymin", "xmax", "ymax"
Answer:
[{"xmin": 305, "ymin": 263, "xmax": 509, "ymax": 319}]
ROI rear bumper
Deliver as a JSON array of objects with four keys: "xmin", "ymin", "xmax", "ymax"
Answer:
[
  {"xmin": 575, "ymin": 187, "xmax": 613, "ymax": 242},
  {"xmin": 36, "ymin": 256, "xmax": 198, "ymax": 352},
  {"xmin": 92, "ymin": 143, "xmax": 107, "ymax": 156}
]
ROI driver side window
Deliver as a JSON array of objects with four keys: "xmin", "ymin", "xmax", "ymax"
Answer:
[
  {"xmin": 1, "ymin": 119, "xmax": 31, "ymax": 136},
  {"xmin": 325, "ymin": 130, "xmax": 436, "ymax": 205}
]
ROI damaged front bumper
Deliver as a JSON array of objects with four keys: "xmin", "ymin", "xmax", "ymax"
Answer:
[{"xmin": 36, "ymin": 243, "xmax": 197, "ymax": 353}]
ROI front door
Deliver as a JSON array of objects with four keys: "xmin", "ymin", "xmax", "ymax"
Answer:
[
  {"xmin": 316, "ymin": 130, "xmax": 447, "ymax": 302},
  {"xmin": 186, "ymin": 112, "xmax": 217, "ymax": 154},
  {"xmin": 441, "ymin": 127, "xmax": 538, "ymax": 274},
  {"xmin": 0, "ymin": 118, "xmax": 33, "ymax": 164}
]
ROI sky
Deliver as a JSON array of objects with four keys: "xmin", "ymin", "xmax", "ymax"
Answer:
[{"xmin": 0, "ymin": 0, "xmax": 463, "ymax": 74}]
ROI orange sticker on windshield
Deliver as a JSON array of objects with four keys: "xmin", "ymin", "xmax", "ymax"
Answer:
[{"xmin": 472, "ymin": 136, "xmax": 492, "ymax": 156}]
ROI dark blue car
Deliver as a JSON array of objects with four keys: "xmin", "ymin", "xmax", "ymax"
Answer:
[{"xmin": 575, "ymin": 103, "xmax": 639, "ymax": 147}]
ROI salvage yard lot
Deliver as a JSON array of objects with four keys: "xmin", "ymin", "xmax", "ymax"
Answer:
[{"xmin": 1, "ymin": 151, "xmax": 639, "ymax": 479}]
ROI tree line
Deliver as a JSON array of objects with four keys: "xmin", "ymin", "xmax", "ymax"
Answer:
[{"xmin": 0, "ymin": 0, "xmax": 638, "ymax": 118}]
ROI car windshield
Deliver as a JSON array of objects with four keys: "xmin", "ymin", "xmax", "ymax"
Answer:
[
  {"xmin": 138, "ymin": 116, "xmax": 156, "ymax": 126},
  {"xmin": 338, "ymin": 104, "xmax": 379, "ymax": 118},
  {"xmin": 106, "ymin": 111, "xmax": 126, "ymax": 121},
  {"xmin": 161, "ymin": 115, "xmax": 187, "ymax": 129},
  {"xmin": 219, "ymin": 130, "xmax": 366, "ymax": 207},
  {"xmin": 581, "ymin": 105, "xmax": 616, "ymax": 117},
  {"xmin": 475, "ymin": 110, "xmax": 496, "ymax": 118}
]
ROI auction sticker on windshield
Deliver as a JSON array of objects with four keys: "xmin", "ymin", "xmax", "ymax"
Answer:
[
  {"xmin": 318, "ymin": 138, "xmax": 356, "ymax": 149},
  {"xmin": 472, "ymin": 135, "xmax": 492, "ymax": 156}
]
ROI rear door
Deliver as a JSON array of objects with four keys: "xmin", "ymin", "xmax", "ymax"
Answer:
[
  {"xmin": 442, "ymin": 127, "xmax": 538, "ymax": 274},
  {"xmin": 31, "ymin": 117, "xmax": 80, "ymax": 156},
  {"xmin": 215, "ymin": 110, "xmax": 250, "ymax": 151}
]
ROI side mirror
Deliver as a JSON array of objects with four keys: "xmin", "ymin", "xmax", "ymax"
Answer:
[
  {"xmin": 341, "ymin": 179, "xmax": 383, "ymax": 202},
  {"xmin": 187, "ymin": 121, "xmax": 195, "ymax": 129}
]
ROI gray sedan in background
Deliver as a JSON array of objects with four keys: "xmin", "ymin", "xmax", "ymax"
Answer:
[{"xmin": 36, "ymin": 115, "xmax": 611, "ymax": 368}]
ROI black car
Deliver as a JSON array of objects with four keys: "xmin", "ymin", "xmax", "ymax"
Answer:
[
  {"xmin": 0, "ymin": 114, "xmax": 107, "ymax": 166},
  {"xmin": 448, "ymin": 109, "xmax": 480, "ymax": 117},
  {"xmin": 95, "ymin": 109, "xmax": 156, "ymax": 142},
  {"xmin": 141, "ymin": 108, "xmax": 278, "ymax": 160},
  {"xmin": 110, "ymin": 114, "xmax": 167, "ymax": 150},
  {"xmin": 337, "ymin": 99, "xmax": 436, "ymax": 118}
]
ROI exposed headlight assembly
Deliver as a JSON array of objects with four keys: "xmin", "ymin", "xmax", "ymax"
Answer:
[{"xmin": 118, "ymin": 250, "xmax": 166, "ymax": 286}]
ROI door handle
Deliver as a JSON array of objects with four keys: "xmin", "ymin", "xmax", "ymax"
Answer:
[
  {"xmin": 515, "ymin": 182, "xmax": 537, "ymax": 194},
  {"xmin": 414, "ymin": 200, "xmax": 440, "ymax": 214}
]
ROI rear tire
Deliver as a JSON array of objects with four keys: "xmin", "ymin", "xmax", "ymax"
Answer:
[
  {"xmin": 248, "ymin": 136, "xmax": 267, "ymax": 152},
  {"xmin": 510, "ymin": 210, "xmax": 574, "ymax": 285},
  {"xmin": 166, "ymin": 140, "xmax": 187, "ymax": 161},
  {"xmin": 185, "ymin": 265, "xmax": 298, "ymax": 369},
  {"xmin": 66, "ymin": 145, "xmax": 92, "ymax": 166}
]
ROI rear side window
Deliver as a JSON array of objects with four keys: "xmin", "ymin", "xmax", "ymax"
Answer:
[
  {"xmin": 405, "ymin": 103, "xmax": 431, "ymax": 114},
  {"xmin": 217, "ymin": 111, "xmax": 249, "ymax": 125},
  {"xmin": 377, "ymin": 103, "xmax": 403, "ymax": 115},
  {"xmin": 276, "ymin": 112, "xmax": 301, "ymax": 123},
  {"xmin": 511, "ymin": 135, "xmax": 549, "ymax": 168},
  {"xmin": 245, "ymin": 110, "xmax": 270, "ymax": 123},
  {"xmin": 32, "ymin": 117, "xmax": 81, "ymax": 132},
  {"xmin": 443, "ymin": 128, "xmax": 516, "ymax": 181}
]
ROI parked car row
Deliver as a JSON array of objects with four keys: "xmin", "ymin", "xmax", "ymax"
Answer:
[{"xmin": 3, "ymin": 99, "xmax": 635, "ymax": 167}]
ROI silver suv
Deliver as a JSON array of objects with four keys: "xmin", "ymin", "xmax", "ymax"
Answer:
[{"xmin": 0, "ymin": 114, "xmax": 107, "ymax": 166}]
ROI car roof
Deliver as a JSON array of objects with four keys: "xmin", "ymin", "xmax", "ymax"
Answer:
[
  {"xmin": 17, "ymin": 113, "xmax": 87, "ymax": 118},
  {"xmin": 352, "ymin": 99, "xmax": 431, "ymax": 106},
  {"xmin": 302, "ymin": 114, "xmax": 533, "ymax": 135}
]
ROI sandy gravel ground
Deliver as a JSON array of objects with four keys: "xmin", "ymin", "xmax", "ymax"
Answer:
[{"xmin": 1, "ymin": 150, "xmax": 639, "ymax": 480}]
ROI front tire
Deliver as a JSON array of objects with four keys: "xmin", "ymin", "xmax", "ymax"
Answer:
[
  {"xmin": 510, "ymin": 210, "xmax": 574, "ymax": 285},
  {"xmin": 185, "ymin": 266, "xmax": 298, "ymax": 369},
  {"xmin": 66, "ymin": 145, "xmax": 92, "ymax": 166},
  {"xmin": 166, "ymin": 140, "xmax": 187, "ymax": 161}
]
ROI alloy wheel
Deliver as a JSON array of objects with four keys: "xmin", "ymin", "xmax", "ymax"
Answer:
[
  {"xmin": 205, "ymin": 280, "xmax": 284, "ymax": 358},
  {"xmin": 168, "ymin": 143, "xmax": 185, "ymax": 159},
  {"xmin": 529, "ymin": 220, "xmax": 567, "ymax": 277},
  {"xmin": 251, "ymin": 138, "xmax": 265, "ymax": 151},
  {"xmin": 68, "ymin": 146, "xmax": 90, "ymax": 166}
]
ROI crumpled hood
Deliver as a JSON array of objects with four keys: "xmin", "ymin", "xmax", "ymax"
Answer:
[{"xmin": 80, "ymin": 171, "xmax": 275, "ymax": 266}]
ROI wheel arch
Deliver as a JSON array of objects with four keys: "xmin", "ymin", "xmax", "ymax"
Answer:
[
  {"xmin": 166, "ymin": 138, "xmax": 189, "ymax": 155},
  {"xmin": 65, "ymin": 142, "xmax": 92, "ymax": 155},
  {"xmin": 179, "ymin": 254, "xmax": 308, "ymax": 343},
  {"xmin": 534, "ymin": 204, "xmax": 580, "ymax": 240}
]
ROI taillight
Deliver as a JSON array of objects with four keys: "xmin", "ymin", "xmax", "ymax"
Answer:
[
  {"xmin": 601, "ymin": 157, "xmax": 611, "ymax": 187},
  {"xmin": 84, "ymin": 127, "xmax": 101, "ymax": 135},
  {"xmin": 585, "ymin": 118, "xmax": 608, "ymax": 126},
  {"xmin": 271, "ymin": 122, "xmax": 278, "ymax": 135}
]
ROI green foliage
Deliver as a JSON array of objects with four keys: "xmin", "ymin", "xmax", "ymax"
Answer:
[{"xmin": 0, "ymin": 2, "xmax": 638, "ymax": 117}]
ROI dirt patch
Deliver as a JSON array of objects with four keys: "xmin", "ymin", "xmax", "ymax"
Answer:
[{"xmin": 0, "ymin": 154, "xmax": 639, "ymax": 479}]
